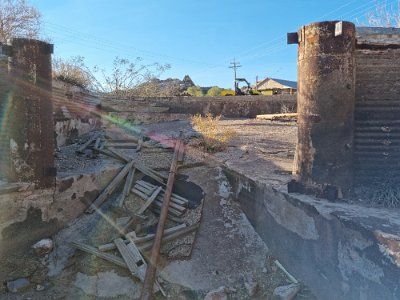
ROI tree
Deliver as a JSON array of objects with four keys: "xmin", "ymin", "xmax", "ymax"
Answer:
[
  {"xmin": 0, "ymin": 0, "xmax": 41, "ymax": 42},
  {"xmin": 96, "ymin": 56, "xmax": 170, "ymax": 97},
  {"xmin": 366, "ymin": 1, "xmax": 400, "ymax": 27},
  {"xmin": 206, "ymin": 86, "xmax": 223, "ymax": 96},
  {"xmin": 52, "ymin": 56, "xmax": 94, "ymax": 89},
  {"xmin": 187, "ymin": 85, "xmax": 205, "ymax": 97}
]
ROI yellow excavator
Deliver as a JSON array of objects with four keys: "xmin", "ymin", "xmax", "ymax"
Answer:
[{"xmin": 235, "ymin": 78, "xmax": 259, "ymax": 95}]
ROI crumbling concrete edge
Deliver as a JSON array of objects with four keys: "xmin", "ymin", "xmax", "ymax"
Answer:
[{"xmin": 222, "ymin": 166, "xmax": 400, "ymax": 300}]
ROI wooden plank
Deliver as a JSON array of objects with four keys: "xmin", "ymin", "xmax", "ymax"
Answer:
[
  {"xmin": 134, "ymin": 184, "xmax": 157, "ymax": 195},
  {"xmin": 136, "ymin": 181, "xmax": 188, "ymax": 206},
  {"xmin": 151, "ymin": 207, "xmax": 183, "ymax": 224},
  {"xmin": 153, "ymin": 199, "xmax": 185, "ymax": 213},
  {"xmin": 128, "ymin": 224, "xmax": 187, "ymax": 244},
  {"xmin": 107, "ymin": 147, "xmax": 130, "ymax": 162},
  {"xmin": 177, "ymin": 141, "xmax": 185, "ymax": 163},
  {"xmin": 106, "ymin": 138, "xmax": 139, "ymax": 143},
  {"xmin": 126, "ymin": 242, "xmax": 166, "ymax": 296},
  {"xmin": 114, "ymin": 238, "xmax": 141, "ymax": 276},
  {"xmin": 131, "ymin": 188, "xmax": 183, "ymax": 217},
  {"xmin": 256, "ymin": 113, "xmax": 297, "ymax": 121},
  {"xmin": 131, "ymin": 188, "xmax": 150, "ymax": 201},
  {"xmin": 136, "ymin": 132, "xmax": 143, "ymax": 152},
  {"xmin": 139, "ymin": 223, "xmax": 199, "ymax": 252},
  {"xmin": 94, "ymin": 148, "xmax": 124, "ymax": 161},
  {"xmin": 152, "ymin": 200, "xmax": 183, "ymax": 217},
  {"xmin": 71, "ymin": 241, "xmax": 126, "ymax": 267},
  {"xmin": 137, "ymin": 186, "xmax": 162, "ymax": 215},
  {"xmin": 141, "ymin": 136, "xmax": 183, "ymax": 299},
  {"xmin": 114, "ymin": 167, "xmax": 136, "ymax": 207},
  {"xmin": 98, "ymin": 224, "xmax": 187, "ymax": 252},
  {"xmin": 138, "ymin": 180, "xmax": 189, "ymax": 204},
  {"xmin": 85, "ymin": 160, "xmax": 135, "ymax": 214},
  {"xmin": 106, "ymin": 149, "xmax": 161, "ymax": 182},
  {"xmin": 134, "ymin": 184, "xmax": 187, "ymax": 208},
  {"xmin": 94, "ymin": 137, "xmax": 101, "ymax": 149},
  {"xmin": 76, "ymin": 133, "xmax": 98, "ymax": 154},
  {"xmin": 107, "ymin": 143, "xmax": 138, "ymax": 149}
]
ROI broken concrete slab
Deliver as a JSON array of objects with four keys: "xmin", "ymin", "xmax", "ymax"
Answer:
[
  {"xmin": 272, "ymin": 284, "xmax": 301, "ymax": 300},
  {"xmin": 73, "ymin": 271, "xmax": 141, "ymax": 298}
]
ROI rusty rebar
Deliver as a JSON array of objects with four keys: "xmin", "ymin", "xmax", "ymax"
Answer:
[{"xmin": 140, "ymin": 135, "xmax": 183, "ymax": 300}]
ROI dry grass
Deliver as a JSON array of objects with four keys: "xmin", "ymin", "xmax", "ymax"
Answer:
[{"xmin": 191, "ymin": 114, "xmax": 236, "ymax": 152}]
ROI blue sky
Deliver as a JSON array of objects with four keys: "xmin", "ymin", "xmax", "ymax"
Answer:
[{"xmin": 30, "ymin": 0, "xmax": 387, "ymax": 89}]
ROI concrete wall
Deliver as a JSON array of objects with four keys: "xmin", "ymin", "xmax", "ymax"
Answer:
[
  {"xmin": 53, "ymin": 81, "xmax": 102, "ymax": 146},
  {"xmin": 224, "ymin": 167, "xmax": 400, "ymax": 300},
  {"xmin": 102, "ymin": 94, "xmax": 297, "ymax": 124},
  {"xmin": 0, "ymin": 165, "xmax": 120, "ymax": 283}
]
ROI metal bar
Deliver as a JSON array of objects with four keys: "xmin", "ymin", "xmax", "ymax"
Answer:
[{"xmin": 140, "ymin": 135, "xmax": 183, "ymax": 300}]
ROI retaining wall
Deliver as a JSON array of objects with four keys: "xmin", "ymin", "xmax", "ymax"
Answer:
[
  {"xmin": 102, "ymin": 94, "xmax": 297, "ymax": 124},
  {"xmin": 224, "ymin": 167, "xmax": 400, "ymax": 300},
  {"xmin": 53, "ymin": 81, "xmax": 101, "ymax": 146}
]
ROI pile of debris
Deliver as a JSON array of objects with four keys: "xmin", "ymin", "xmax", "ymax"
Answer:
[{"xmin": 69, "ymin": 132, "xmax": 203, "ymax": 298}]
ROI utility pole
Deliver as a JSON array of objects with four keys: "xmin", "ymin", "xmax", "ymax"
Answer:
[
  {"xmin": 229, "ymin": 58, "xmax": 241, "ymax": 95},
  {"xmin": 255, "ymin": 75, "xmax": 259, "ymax": 92}
]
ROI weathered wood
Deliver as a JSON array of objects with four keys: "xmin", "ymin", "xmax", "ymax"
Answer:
[
  {"xmin": 106, "ymin": 138, "xmax": 139, "ymax": 143},
  {"xmin": 141, "ymin": 136, "xmax": 183, "ymax": 300},
  {"xmin": 115, "ymin": 167, "xmax": 136, "ymax": 207},
  {"xmin": 256, "ymin": 113, "xmax": 297, "ymax": 121},
  {"xmin": 134, "ymin": 184, "xmax": 187, "ymax": 209},
  {"xmin": 136, "ymin": 181, "xmax": 188, "ymax": 206},
  {"xmin": 107, "ymin": 147, "xmax": 131, "ymax": 162},
  {"xmin": 76, "ymin": 133, "xmax": 98, "ymax": 154},
  {"xmin": 127, "ymin": 241, "xmax": 167, "ymax": 297},
  {"xmin": 139, "ymin": 223, "xmax": 199, "ymax": 252},
  {"xmin": 114, "ymin": 238, "xmax": 141, "ymax": 277},
  {"xmin": 71, "ymin": 241, "xmax": 126, "ymax": 267},
  {"xmin": 107, "ymin": 143, "xmax": 138, "ymax": 149},
  {"xmin": 154, "ymin": 199, "xmax": 185, "ymax": 213},
  {"xmin": 151, "ymin": 207, "xmax": 183, "ymax": 224},
  {"xmin": 131, "ymin": 188, "xmax": 183, "ymax": 217},
  {"xmin": 104, "ymin": 154, "xmax": 167, "ymax": 184},
  {"xmin": 137, "ymin": 180, "xmax": 189, "ymax": 204},
  {"xmin": 177, "ymin": 141, "xmax": 185, "ymax": 163},
  {"xmin": 152, "ymin": 200, "xmax": 183, "ymax": 217},
  {"xmin": 94, "ymin": 137, "xmax": 101, "ymax": 150},
  {"xmin": 85, "ymin": 160, "xmax": 135, "ymax": 214},
  {"xmin": 121, "ymin": 240, "xmax": 163, "ymax": 295},
  {"xmin": 137, "ymin": 186, "xmax": 162, "ymax": 215},
  {"xmin": 128, "ymin": 224, "xmax": 187, "ymax": 244},
  {"xmin": 136, "ymin": 132, "xmax": 144, "ymax": 152},
  {"xmin": 98, "ymin": 224, "xmax": 187, "ymax": 252},
  {"xmin": 94, "ymin": 148, "xmax": 123, "ymax": 161}
]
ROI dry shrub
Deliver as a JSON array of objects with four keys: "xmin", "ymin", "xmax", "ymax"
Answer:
[{"xmin": 191, "ymin": 113, "xmax": 236, "ymax": 152}]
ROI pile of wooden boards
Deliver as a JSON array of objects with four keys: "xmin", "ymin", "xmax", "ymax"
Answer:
[
  {"xmin": 71, "ymin": 132, "xmax": 196, "ymax": 298},
  {"xmin": 76, "ymin": 132, "xmax": 146, "ymax": 155}
]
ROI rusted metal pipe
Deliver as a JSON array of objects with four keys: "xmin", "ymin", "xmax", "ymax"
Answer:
[
  {"xmin": 140, "ymin": 136, "xmax": 183, "ymax": 300},
  {"xmin": 293, "ymin": 21, "xmax": 356, "ymax": 196}
]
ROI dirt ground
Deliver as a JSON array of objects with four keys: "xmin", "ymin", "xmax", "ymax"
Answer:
[{"xmin": 1, "ymin": 118, "xmax": 318, "ymax": 299}]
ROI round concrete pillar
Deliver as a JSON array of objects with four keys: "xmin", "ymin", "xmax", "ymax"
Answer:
[
  {"xmin": 7, "ymin": 38, "xmax": 55, "ymax": 188},
  {"xmin": 0, "ymin": 55, "xmax": 11, "ymax": 180},
  {"xmin": 294, "ymin": 21, "xmax": 356, "ymax": 195}
]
